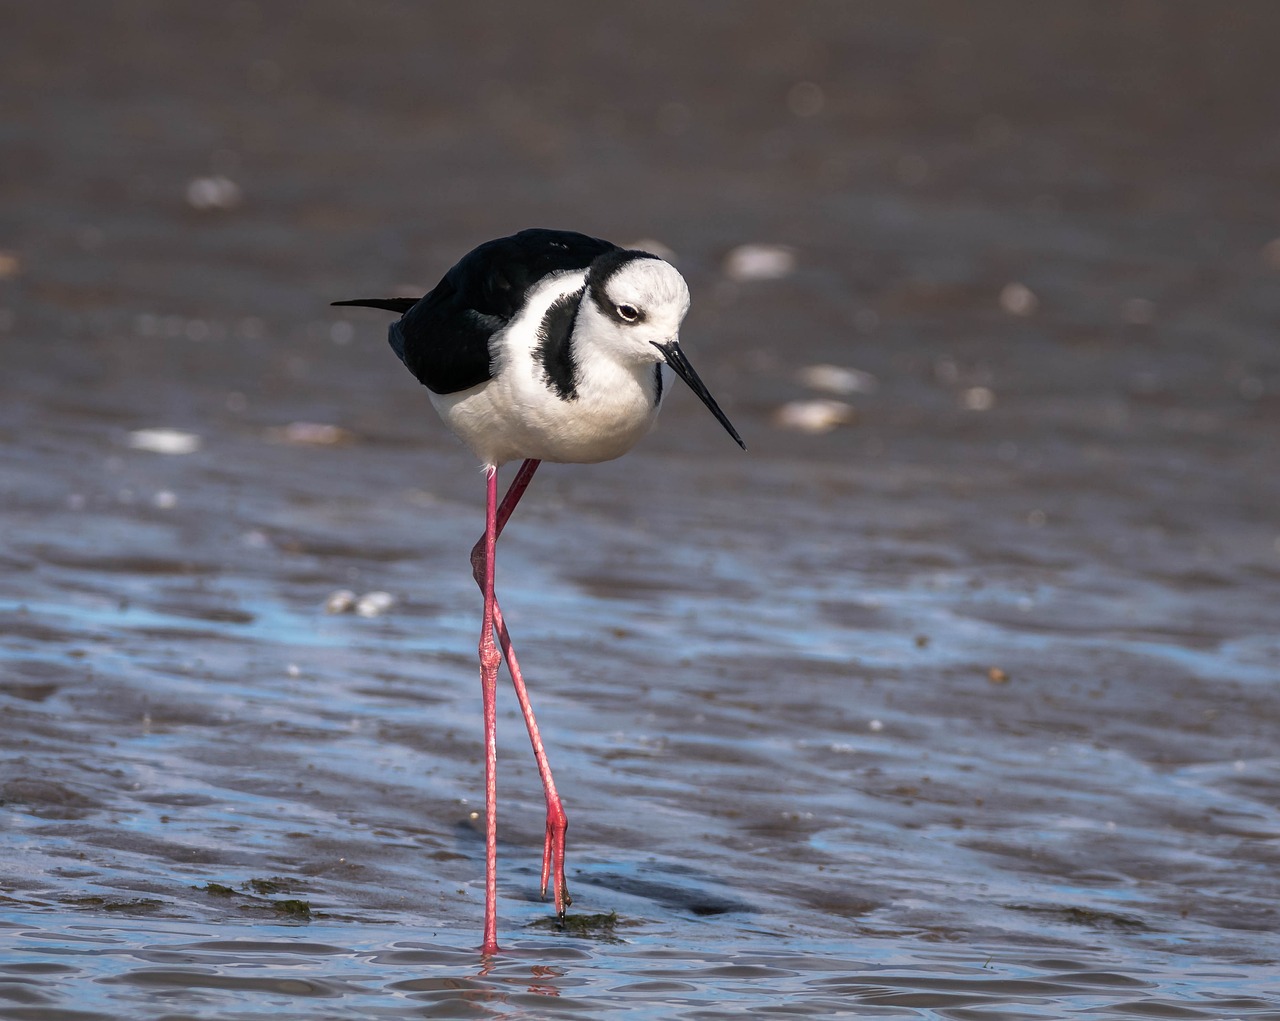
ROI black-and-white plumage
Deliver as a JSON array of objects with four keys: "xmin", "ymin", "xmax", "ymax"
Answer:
[
  {"xmin": 333, "ymin": 229, "xmax": 743, "ymax": 954},
  {"xmin": 335, "ymin": 228, "xmax": 744, "ymax": 468}
]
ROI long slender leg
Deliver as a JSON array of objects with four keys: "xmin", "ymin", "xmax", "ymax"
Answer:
[
  {"xmin": 469, "ymin": 459, "xmax": 572, "ymax": 914},
  {"xmin": 478, "ymin": 466, "xmax": 502, "ymax": 956},
  {"xmin": 489, "ymin": 601, "xmax": 570, "ymax": 913},
  {"xmin": 494, "ymin": 457, "xmax": 541, "ymax": 534}
]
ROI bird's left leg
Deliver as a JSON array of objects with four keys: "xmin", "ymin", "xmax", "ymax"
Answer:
[
  {"xmin": 469, "ymin": 459, "xmax": 571, "ymax": 915},
  {"xmin": 489, "ymin": 601, "xmax": 570, "ymax": 914}
]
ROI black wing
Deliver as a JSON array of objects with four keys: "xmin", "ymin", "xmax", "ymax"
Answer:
[{"xmin": 388, "ymin": 229, "xmax": 618, "ymax": 395}]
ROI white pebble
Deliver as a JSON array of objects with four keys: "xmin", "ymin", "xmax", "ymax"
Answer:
[
  {"xmin": 961, "ymin": 386, "xmax": 996, "ymax": 411},
  {"xmin": 868, "ymin": 719, "xmax": 884, "ymax": 732},
  {"xmin": 355, "ymin": 591, "xmax": 395, "ymax": 617},
  {"xmin": 324, "ymin": 589, "xmax": 357, "ymax": 614},
  {"xmin": 186, "ymin": 175, "xmax": 243, "ymax": 211},
  {"xmin": 286, "ymin": 663, "xmax": 301, "ymax": 678},
  {"xmin": 999, "ymin": 281, "xmax": 1038, "ymax": 316},
  {"xmin": 795, "ymin": 363, "xmax": 878, "ymax": 396},
  {"xmin": 267, "ymin": 422, "xmax": 354, "ymax": 446},
  {"xmin": 723, "ymin": 243, "xmax": 797, "ymax": 282},
  {"xmin": 153, "ymin": 490, "xmax": 178, "ymax": 509},
  {"xmin": 127, "ymin": 428, "xmax": 202, "ymax": 455},
  {"xmin": 773, "ymin": 399, "xmax": 856, "ymax": 433}
]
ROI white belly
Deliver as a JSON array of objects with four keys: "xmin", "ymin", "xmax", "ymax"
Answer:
[{"xmin": 432, "ymin": 363, "xmax": 662, "ymax": 468}]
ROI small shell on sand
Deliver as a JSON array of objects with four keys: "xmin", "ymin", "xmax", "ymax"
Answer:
[
  {"xmin": 795, "ymin": 363, "xmax": 878, "ymax": 396},
  {"xmin": 267, "ymin": 422, "xmax": 356, "ymax": 446},
  {"xmin": 723, "ymin": 243, "xmax": 797, "ymax": 281},
  {"xmin": 355, "ymin": 591, "xmax": 396, "ymax": 617},
  {"xmin": 773, "ymin": 399, "xmax": 857, "ymax": 433},
  {"xmin": 324, "ymin": 589, "xmax": 358, "ymax": 614},
  {"xmin": 127, "ymin": 428, "xmax": 202, "ymax": 455}
]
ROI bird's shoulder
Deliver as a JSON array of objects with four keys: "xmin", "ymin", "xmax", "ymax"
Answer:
[
  {"xmin": 397, "ymin": 230, "xmax": 618, "ymax": 395},
  {"xmin": 450, "ymin": 230, "xmax": 619, "ymax": 319}
]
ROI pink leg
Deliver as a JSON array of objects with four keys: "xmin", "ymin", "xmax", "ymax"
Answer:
[
  {"xmin": 478, "ymin": 467, "xmax": 501, "ymax": 955},
  {"xmin": 469, "ymin": 459, "xmax": 572, "ymax": 915},
  {"xmin": 490, "ymin": 601, "xmax": 570, "ymax": 913}
]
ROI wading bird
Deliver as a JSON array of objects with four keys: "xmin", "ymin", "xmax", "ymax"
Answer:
[{"xmin": 335, "ymin": 228, "xmax": 744, "ymax": 953}]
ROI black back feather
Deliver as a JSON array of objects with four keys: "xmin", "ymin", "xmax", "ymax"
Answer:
[{"xmin": 334, "ymin": 229, "xmax": 657, "ymax": 395}]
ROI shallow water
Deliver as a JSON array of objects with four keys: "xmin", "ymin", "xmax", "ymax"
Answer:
[
  {"xmin": 8, "ymin": 916, "xmax": 1280, "ymax": 1020},
  {"xmin": 3, "ymin": 2, "xmax": 1280, "ymax": 1017}
]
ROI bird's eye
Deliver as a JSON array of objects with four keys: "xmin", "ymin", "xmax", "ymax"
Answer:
[{"xmin": 616, "ymin": 303, "xmax": 640, "ymax": 323}]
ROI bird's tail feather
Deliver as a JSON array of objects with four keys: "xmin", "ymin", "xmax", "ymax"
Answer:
[{"xmin": 330, "ymin": 298, "xmax": 418, "ymax": 314}]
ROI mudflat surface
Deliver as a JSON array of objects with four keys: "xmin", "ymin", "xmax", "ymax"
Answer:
[{"xmin": 2, "ymin": 2, "xmax": 1279, "ymax": 1017}]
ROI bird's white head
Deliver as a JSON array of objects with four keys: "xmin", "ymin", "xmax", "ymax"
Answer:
[
  {"xmin": 581, "ymin": 248, "xmax": 746, "ymax": 450},
  {"xmin": 581, "ymin": 250, "xmax": 690, "ymax": 363}
]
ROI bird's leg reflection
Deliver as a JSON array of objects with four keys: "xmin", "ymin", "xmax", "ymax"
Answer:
[
  {"xmin": 469, "ymin": 459, "xmax": 571, "ymax": 916},
  {"xmin": 527, "ymin": 964, "xmax": 564, "ymax": 997}
]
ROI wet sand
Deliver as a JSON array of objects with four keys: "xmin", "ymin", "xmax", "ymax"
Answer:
[{"xmin": 2, "ymin": 2, "xmax": 1280, "ymax": 1017}]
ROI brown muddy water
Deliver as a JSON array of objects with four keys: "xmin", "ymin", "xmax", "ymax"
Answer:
[{"xmin": 3, "ymin": 2, "xmax": 1280, "ymax": 1017}]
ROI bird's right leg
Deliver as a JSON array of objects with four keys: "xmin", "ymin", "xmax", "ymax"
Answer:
[
  {"xmin": 478, "ymin": 465, "xmax": 502, "ymax": 955},
  {"xmin": 469, "ymin": 459, "xmax": 571, "ymax": 915}
]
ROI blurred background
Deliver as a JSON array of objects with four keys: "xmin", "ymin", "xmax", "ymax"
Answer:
[{"xmin": 2, "ymin": 2, "xmax": 1279, "ymax": 1017}]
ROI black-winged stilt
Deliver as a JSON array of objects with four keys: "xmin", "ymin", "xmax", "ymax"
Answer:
[{"xmin": 335, "ymin": 228, "xmax": 745, "ymax": 953}]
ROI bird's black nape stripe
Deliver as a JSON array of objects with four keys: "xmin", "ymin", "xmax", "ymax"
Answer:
[
  {"xmin": 586, "ymin": 248, "xmax": 661, "ymax": 321},
  {"xmin": 331, "ymin": 298, "xmax": 419, "ymax": 314},
  {"xmin": 537, "ymin": 287, "xmax": 586, "ymax": 401}
]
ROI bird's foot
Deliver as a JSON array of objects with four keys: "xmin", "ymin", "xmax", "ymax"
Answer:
[{"xmin": 540, "ymin": 800, "xmax": 570, "ymax": 916}]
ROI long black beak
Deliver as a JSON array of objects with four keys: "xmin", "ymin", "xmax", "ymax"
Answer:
[{"xmin": 653, "ymin": 341, "xmax": 746, "ymax": 450}]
